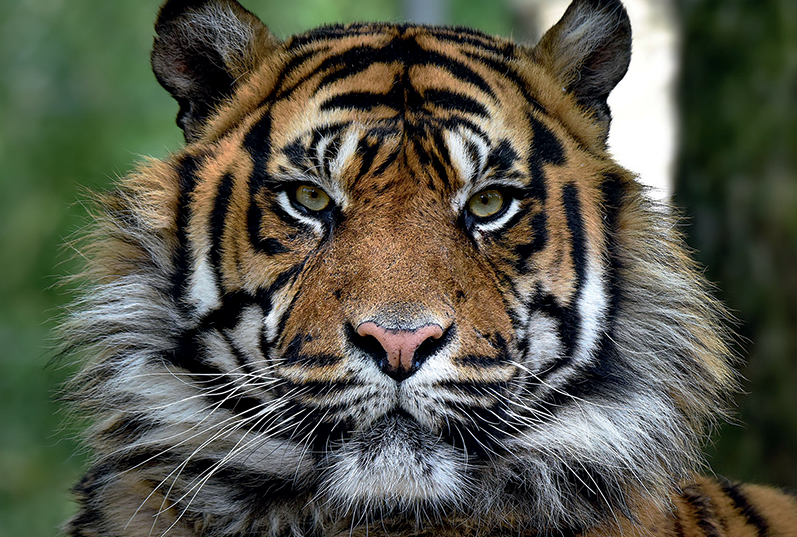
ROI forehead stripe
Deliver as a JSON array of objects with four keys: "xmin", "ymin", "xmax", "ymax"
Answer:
[
  {"xmin": 424, "ymin": 89, "xmax": 489, "ymax": 117},
  {"xmin": 315, "ymin": 40, "xmax": 495, "ymax": 98}
]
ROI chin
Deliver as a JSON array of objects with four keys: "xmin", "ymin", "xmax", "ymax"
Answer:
[{"xmin": 321, "ymin": 412, "xmax": 468, "ymax": 516}]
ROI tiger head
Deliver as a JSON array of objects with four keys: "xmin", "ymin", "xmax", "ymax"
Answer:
[{"xmin": 67, "ymin": 0, "xmax": 737, "ymax": 534}]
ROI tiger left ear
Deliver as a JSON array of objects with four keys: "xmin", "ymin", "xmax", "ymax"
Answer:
[
  {"xmin": 151, "ymin": 0, "xmax": 280, "ymax": 142},
  {"xmin": 531, "ymin": 0, "xmax": 631, "ymax": 140}
]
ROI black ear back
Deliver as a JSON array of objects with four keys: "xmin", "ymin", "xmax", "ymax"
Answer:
[
  {"xmin": 151, "ymin": 0, "xmax": 279, "ymax": 141},
  {"xmin": 532, "ymin": 0, "xmax": 632, "ymax": 139}
]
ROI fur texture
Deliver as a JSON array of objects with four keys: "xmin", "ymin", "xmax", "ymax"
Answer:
[{"xmin": 61, "ymin": 1, "xmax": 795, "ymax": 536}]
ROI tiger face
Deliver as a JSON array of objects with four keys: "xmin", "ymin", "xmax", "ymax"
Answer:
[{"xmin": 65, "ymin": 0, "xmax": 737, "ymax": 535}]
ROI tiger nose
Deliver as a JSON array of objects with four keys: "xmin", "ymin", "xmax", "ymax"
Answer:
[{"xmin": 356, "ymin": 322, "xmax": 445, "ymax": 382}]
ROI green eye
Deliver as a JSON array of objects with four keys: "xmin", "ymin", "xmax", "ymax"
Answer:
[
  {"xmin": 295, "ymin": 184, "xmax": 331, "ymax": 212},
  {"xmin": 467, "ymin": 189, "xmax": 504, "ymax": 218}
]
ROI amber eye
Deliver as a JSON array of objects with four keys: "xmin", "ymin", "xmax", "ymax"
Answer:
[
  {"xmin": 467, "ymin": 189, "xmax": 504, "ymax": 218},
  {"xmin": 295, "ymin": 184, "xmax": 331, "ymax": 212}
]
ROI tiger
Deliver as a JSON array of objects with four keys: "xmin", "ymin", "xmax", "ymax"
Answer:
[{"xmin": 61, "ymin": 0, "xmax": 797, "ymax": 535}]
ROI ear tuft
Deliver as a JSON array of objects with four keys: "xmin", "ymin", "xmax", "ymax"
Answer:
[
  {"xmin": 151, "ymin": 0, "xmax": 278, "ymax": 142},
  {"xmin": 532, "ymin": 0, "xmax": 631, "ymax": 139}
]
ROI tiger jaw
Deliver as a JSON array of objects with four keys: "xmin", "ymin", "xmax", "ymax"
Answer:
[{"xmin": 322, "ymin": 411, "xmax": 468, "ymax": 509}]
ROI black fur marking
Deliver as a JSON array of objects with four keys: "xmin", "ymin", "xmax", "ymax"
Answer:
[
  {"xmin": 244, "ymin": 112, "xmax": 273, "ymax": 187},
  {"xmin": 69, "ymin": 468, "xmax": 108, "ymax": 534},
  {"xmin": 171, "ymin": 154, "xmax": 202, "ymax": 305},
  {"xmin": 428, "ymin": 147, "xmax": 451, "ymax": 189},
  {"xmin": 599, "ymin": 173, "xmax": 626, "ymax": 327},
  {"xmin": 565, "ymin": 465, "xmax": 629, "ymax": 517},
  {"xmin": 354, "ymin": 136, "xmax": 382, "ymax": 182},
  {"xmin": 283, "ymin": 139, "xmax": 308, "ymax": 169},
  {"xmin": 98, "ymin": 414, "xmax": 153, "ymax": 446},
  {"xmin": 681, "ymin": 485, "xmax": 723, "ymax": 537},
  {"xmin": 527, "ymin": 114, "xmax": 564, "ymax": 201},
  {"xmin": 209, "ymin": 173, "xmax": 235, "ymax": 289},
  {"xmin": 282, "ymin": 334, "xmax": 342, "ymax": 367},
  {"xmin": 316, "ymin": 37, "xmax": 495, "ymax": 100},
  {"xmin": 522, "ymin": 183, "xmax": 587, "ymax": 366},
  {"xmin": 525, "ymin": 335, "xmax": 627, "ymax": 421},
  {"xmin": 440, "ymin": 404, "xmax": 512, "ymax": 460},
  {"xmin": 428, "ymin": 26, "xmax": 515, "ymax": 57},
  {"xmin": 513, "ymin": 211, "xmax": 548, "ymax": 270},
  {"xmin": 373, "ymin": 147, "xmax": 401, "ymax": 177},
  {"xmin": 423, "ymin": 89, "xmax": 489, "ymax": 117},
  {"xmin": 718, "ymin": 479, "xmax": 770, "ymax": 535},
  {"xmin": 562, "ymin": 183, "xmax": 587, "ymax": 293},
  {"xmin": 463, "ymin": 50, "xmax": 544, "ymax": 113},
  {"xmin": 484, "ymin": 139, "xmax": 520, "ymax": 178},
  {"xmin": 513, "ymin": 116, "xmax": 565, "ymax": 273},
  {"xmin": 320, "ymin": 89, "xmax": 403, "ymax": 113}
]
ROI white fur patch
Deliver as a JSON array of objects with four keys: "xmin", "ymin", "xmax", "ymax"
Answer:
[
  {"xmin": 188, "ymin": 255, "xmax": 222, "ymax": 315},
  {"xmin": 324, "ymin": 421, "xmax": 466, "ymax": 510}
]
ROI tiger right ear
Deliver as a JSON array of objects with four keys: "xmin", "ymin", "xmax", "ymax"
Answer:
[
  {"xmin": 532, "ymin": 0, "xmax": 631, "ymax": 140},
  {"xmin": 151, "ymin": 0, "xmax": 280, "ymax": 142}
]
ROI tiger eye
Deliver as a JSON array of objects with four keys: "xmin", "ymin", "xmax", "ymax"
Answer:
[
  {"xmin": 467, "ymin": 189, "xmax": 504, "ymax": 218},
  {"xmin": 295, "ymin": 185, "xmax": 331, "ymax": 212}
]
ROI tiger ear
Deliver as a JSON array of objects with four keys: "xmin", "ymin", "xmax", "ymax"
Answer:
[
  {"xmin": 531, "ymin": 0, "xmax": 631, "ymax": 139},
  {"xmin": 151, "ymin": 0, "xmax": 280, "ymax": 141}
]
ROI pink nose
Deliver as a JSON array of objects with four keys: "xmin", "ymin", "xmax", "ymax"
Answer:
[{"xmin": 356, "ymin": 322, "xmax": 444, "ymax": 380}]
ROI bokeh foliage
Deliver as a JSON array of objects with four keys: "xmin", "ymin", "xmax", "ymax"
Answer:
[
  {"xmin": 675, "ymin": 0, "xmax": 797, "ymax": 487},
  {"xmin": 0, "ymin": 0, "xmax": 793, "ymax": 535}
]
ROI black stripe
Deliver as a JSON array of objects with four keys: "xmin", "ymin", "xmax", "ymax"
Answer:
[
  {"xmin": 209, "ymin": 173, "xmax": 235, "ymax": 289},
  {"xmin": 428, "ymin": 26, "xmax": 516, "ymax": 57},
  {"xmin": 165, "ymin": 328, "xmax": 265, "ymax": 415},
  {"xmin": 464, "ymin": 50, "xmax": 544, "ymax": 113},
  {"xmin": 353, "ymin": 136, "xmax": 382, "ymax": 182},
  {"xmin": 440, "ymin": 404, "xmax": 511, "ymax": 459},
  {"xmin": 563, "ymin": 183, "xmax": 587, "ymax": 291},
  {"xmin": 315, "ymin": 38, "xmax": 495, "ymax": 100},
  {"xmin": 244, "ymin": 111, "xmax": 273, "ymax": 187},
  {"xmin": 423, "ymin": 88, "xmax": 489, "ymax": 117},
  {"xmin": 521, "ymin": 333, "xmax": 628, "ymax": 421},
  {"xmin": 528, "ymin": 114, "xmax": 565, "ymax": 201},
  {"xmin": 513, "ymin": 211, "xmax": 547, "ymax": 270},
  {"xmin": 282, "ymin": 139, "xmax": 307, "ymax": 169},
  {"xmin": 719, "ymin": 479, "xmax": 770, "ymax": 535},
  {"xmin": 286, "ymin": 23, "xmax": 387, "ymax": 50},
  {"xmin": 513, "ymin": 115, "xmax": 565, "ymax": 273},
  {"xmin": 485, "ymin": 139, "xmax": 520, "ymax": 177},
  {"xmin": 681, "ymin": 485, "xmax": 723, "ymax": 537},
  {"xmin": 281, "ymin": 334, "xmax": 342, "ymax": 367},
  {"xmin": 600, "ymin": 173, "xmax": 626, "ymax": 331},
  {"xmin": 372, "ymin": 147, "xmax": 400, "ymax": 177},
  {"xmin": 97, "ymin": 414, "xmax": 153, "ymax": 445},
  {"xmin": 171, "ymin": 153, "xmax": 202, "ymax": 304},
  {"xmin": 320, "ymin": 88, "xmax": 403, "ymax": 112}
]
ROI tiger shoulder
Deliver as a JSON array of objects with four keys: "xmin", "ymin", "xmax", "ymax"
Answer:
[{"xmin": 61, "ymin": 0, "xmax": 797, "ymax": 535}]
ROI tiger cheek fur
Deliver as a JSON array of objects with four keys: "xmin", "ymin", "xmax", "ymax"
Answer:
[{"xmin": 62, "ymin": 1, "xmax": 797, "ymax": 536}]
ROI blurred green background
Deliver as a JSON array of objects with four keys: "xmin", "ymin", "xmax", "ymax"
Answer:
[{"xmin": 0, "ymin": 1, "xmax": 794, "ymax": 535}]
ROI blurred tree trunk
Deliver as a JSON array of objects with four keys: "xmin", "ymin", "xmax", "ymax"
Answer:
[{"xmin": 675, "ymin": 0, "xmax": 797, "ymax": 486}]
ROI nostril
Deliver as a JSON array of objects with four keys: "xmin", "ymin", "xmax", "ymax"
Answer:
[{"xmin": 353, "ymin": 321, "xmax": 446, "ymax": 382}]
